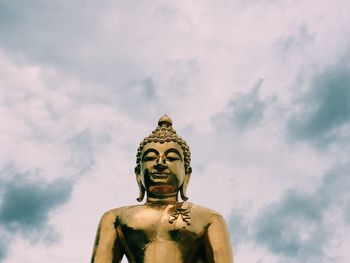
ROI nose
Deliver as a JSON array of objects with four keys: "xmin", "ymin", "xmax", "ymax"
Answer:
[
  {"xmin": 157, "ymin": 154, "xmax": 166, "ymax": 165},
  {"xmin": 154, "ymin": 163, "xmax": 167, "ymax": 172},
  {"xmin": 154, "ymin": 154, "xmax": 167, "ymax": 172}
]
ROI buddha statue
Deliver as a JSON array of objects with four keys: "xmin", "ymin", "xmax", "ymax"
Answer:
[{"xmin": 91, "ymin": 115, "xmax": 234, "ymax": 263}]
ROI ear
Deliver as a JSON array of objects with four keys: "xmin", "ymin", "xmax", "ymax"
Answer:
[
  {"xmin": 180, "ymin": 171, "xmax": 191, "ymax": 201},
  {"xmin": 135, "ymin": 167, "xmax": 145, "ymax": 202}
]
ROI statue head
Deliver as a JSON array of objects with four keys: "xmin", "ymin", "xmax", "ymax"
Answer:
[{"xmin": 135, "ymin": 115, "xmax": 192, "ymax": 202}]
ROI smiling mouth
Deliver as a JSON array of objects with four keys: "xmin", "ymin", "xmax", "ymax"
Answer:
[
  {"xmin": 148, "ymin": 173, "xmax": 173, "ymax": 184},
  {"xmin": 150, "ymin": 173, "xmax": 170, "ymax": 179}
]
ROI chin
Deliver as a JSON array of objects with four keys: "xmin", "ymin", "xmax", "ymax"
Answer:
[{"xmin": 148, "ymin": 185, "xmax": 176, "ymax": 195}]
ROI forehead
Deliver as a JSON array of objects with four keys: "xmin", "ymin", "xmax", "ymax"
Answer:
[{"xmin": 142, "ymin": 142, "xmax": 183, "ymax": 156}]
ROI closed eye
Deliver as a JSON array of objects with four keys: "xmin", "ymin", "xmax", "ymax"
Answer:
[
  {"xmin": 167, "ymin": 156, "xmax": 180, "ymax": 162},
  {"xmin": 143, "ymin": 156, "xmax": 157, "ymax": 162}
]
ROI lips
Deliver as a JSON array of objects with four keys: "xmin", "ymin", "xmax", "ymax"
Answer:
[
  {"xmin": 147, "ymin": 173, "xmax": 173, "ymax": 184},
  {"xmin": 150, "ymin": 173, "xmax": 170, "ymax": 179}
]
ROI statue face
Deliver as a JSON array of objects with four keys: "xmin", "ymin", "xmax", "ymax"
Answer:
[{"xmin": 139, "ymin": 142, "xmax": 186, "ymax": 196}]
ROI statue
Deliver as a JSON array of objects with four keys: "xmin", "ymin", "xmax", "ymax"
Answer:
[{"xmin": 91, "ymin": 115, "xmax": 234, "ymax": 263}]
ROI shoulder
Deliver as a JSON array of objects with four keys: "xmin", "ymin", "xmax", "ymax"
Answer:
[
  {"xmin": 187, "ymin": 203, "xmax": 225, "ymax": 225},
  {"xmin": 99, "ymin": 205, "xmax": 140, "ymax": 225},
  {"xmin": 190, "ymin": 203, "xmax": 222, "ymax": 217}
]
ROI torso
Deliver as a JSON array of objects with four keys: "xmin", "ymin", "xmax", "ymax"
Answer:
[{"xmin": 113, "ymin": 202, "xmax": 216, "ymax": 263}]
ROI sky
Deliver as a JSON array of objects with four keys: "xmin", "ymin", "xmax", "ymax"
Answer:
[{"xmin": 0, "ymin": 0, "xmax": 350, "ymax": 262}]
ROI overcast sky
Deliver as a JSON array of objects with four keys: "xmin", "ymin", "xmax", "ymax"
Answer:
[{"xmin": 1, "ymin": 1, "xmax": 350, "ymax": 262}]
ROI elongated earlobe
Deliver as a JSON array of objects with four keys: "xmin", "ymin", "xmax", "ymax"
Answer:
[
  {"xmin": 180, "ymin": 185, "xmax": 188, "ymax": 201},
  {"xmin": 137, "ymin": 185, "xmax": 145, "ymax": 202},
  {"xmin": 180, "ymin": 173, "xmax": 191, "ymax": 201},
  {"xmin": 135, "ymin": 167, "xmax": 145, "ymax": 202}
]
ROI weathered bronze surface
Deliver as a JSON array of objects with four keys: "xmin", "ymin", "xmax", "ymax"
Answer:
[{"xmin": 91, "ymin": 115, "xmax": 234, "ymax": 263}]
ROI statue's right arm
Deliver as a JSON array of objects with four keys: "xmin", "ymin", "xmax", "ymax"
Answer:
[{"xmin": 91, "ymin": 210, "xmax": 123, "ymax": 263}]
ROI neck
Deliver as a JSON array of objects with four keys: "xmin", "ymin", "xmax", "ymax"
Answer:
[{"xmin": 146, "ymin": 192, "xmax": 178, "ymax": 204}]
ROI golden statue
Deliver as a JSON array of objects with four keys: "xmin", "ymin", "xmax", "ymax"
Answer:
[{"xmin": 91, "ymin": 115, "xmax": 234, "ymax": 263}]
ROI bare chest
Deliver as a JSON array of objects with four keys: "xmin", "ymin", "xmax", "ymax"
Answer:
[
  {"xmin": 116, "ymin": 204, "xmax": 204, "ymax": 242},
  {"xmin": 114, "ymin": 204, "xmax": 212, "ymax": 262}
]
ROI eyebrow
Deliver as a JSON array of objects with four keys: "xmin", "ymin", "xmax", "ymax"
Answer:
[
  {"xmin": 165, "ymin": 148, "xmax": 183, "ymax": 161},
  {"xmin": 141, "ymin": 148, "xmax": 183, "ymax": 161},
  {"xmin": 142, "ymin": 149, "xmax": 159, "ymax": 160}
]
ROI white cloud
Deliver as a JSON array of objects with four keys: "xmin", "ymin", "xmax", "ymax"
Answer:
[{"xmin": 1, "ymin": 0, "xmax": 350, "ymax": 262}]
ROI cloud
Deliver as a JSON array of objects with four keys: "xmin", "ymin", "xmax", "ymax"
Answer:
[
  {"xmin": 0, "ymin": 1, "xmax": 93, "ymax": 64},
  {"xmin": 228, "ymin": 210, "xmax": 250, "ymax": 247},
  {"xmin": 277, "ymin": 24, "xmax": 314, "ymax": 59},
  {"xmin": 1, "ymin": 1, "xmax": 350, "ymax": 262},
  {"xmin": 252, "ymin": 163, "xmax": 350, "ymax": 262},
  {"xmin": 0, "ymin": 0, "xmax": 198, "ymax": 91},
  {"xmin": 229, "ymin": 81, "xmax": 266, "ymax": 131},
  {"xmin": 287, "ymin": 55, "xmax": 350, "ymax": 147},
  {"xmin": 68, "ymin": 129, "xmax": 95, "ymax": 176},
  {"xmin": 213, "ymin": 79, "xmax": 268, "ymax": 132},
  {"xmin": 0, "ymin": 166, "xmax": 73, "ymax": 259},
  {"xmin": 254, "ymin": 191, "xmax": 330, "ymax": 260},
  {"xmin": 0, "ymin": 236, "xmax": 8, "ymax": 261},
  {"xmin": 140, "ymin": 77, "xmax": 157, "ymax": 100}
]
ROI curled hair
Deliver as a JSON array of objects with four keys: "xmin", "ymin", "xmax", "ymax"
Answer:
[{"xmin": 135, "ymin": 115, "xmax": 192, "ymax": 174}]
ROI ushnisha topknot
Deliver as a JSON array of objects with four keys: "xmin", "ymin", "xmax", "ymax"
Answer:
[{"xmin": 135, "ymin": 115, "xmax": 192, "ymax": 174}]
